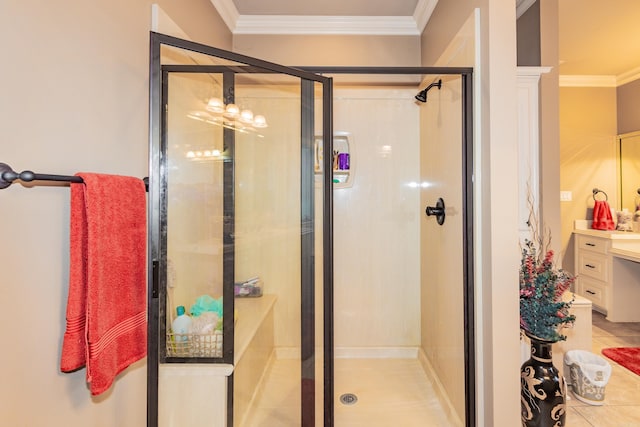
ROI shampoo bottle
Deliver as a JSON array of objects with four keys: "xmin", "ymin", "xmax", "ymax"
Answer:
[{"xmin": 172, "ymin": 305, "xmax": 192, "ymax": 342}]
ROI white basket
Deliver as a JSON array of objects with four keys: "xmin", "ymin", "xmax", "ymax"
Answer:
[
  {"xmin": 166, "ymin": 330, "xmax": 223, "ymax": 357},
  {"xmin": 564, "ymin": 350, "xmax": 611, "ymax": 405}
]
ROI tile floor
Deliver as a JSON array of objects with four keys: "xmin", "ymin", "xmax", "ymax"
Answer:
[{"xmin": 566, "ymin": 311, "xmax": 640, "ymax": 426}]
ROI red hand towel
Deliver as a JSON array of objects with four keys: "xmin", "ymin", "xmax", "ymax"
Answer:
[
  {"xmin": 61, "ymin": 173, "xmax": 147, "ymax": 396},
  {"xmin": 592, "ymin": 200, "xmax": 615, "ymax": 230}
]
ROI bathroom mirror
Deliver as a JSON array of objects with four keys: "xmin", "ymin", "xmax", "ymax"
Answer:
[{"xmin": 618, "ymin": 131, "xmax": 640, "ymax": 213}]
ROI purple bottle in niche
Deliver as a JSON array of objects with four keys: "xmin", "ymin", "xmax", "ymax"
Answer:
[{"xmin": 337, "ymin": 153, "xmax": 350, "ymax": 170}]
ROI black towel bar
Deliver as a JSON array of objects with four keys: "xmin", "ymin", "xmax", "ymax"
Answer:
[{"xmin": 0, "ymin": 162, "xmax": 149, "ymax": 191}]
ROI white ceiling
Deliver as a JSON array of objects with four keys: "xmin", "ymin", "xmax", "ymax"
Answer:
[
  {"xmin": 212, "ymin": 0, "xmax": 640, "ymax": 84},
  {"xmin": 211, "ymin": 0, "xmax": 436, "ymax": 35}
]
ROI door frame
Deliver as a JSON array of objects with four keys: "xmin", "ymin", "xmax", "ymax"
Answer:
[
  {"xmin": 149, "ymin": 33, "xmax": 474, "ymax": 426},
  {"xmin": 148, "ymin": 32, "xmax": 333, "ymax": 427},
  {"xmin": 299, "ymin": 66, "xmax": 475, "ymax": 427}
]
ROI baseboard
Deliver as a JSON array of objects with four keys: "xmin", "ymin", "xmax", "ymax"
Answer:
[
  {"xmin": 274, "ymin": 346, "xmax": 420, "ymax": 359},
  {"xmin": 418, "ymin": 348, "xmax": 464, "ymax": 427},
  {"xmin": 335, "ymin": 346, "xmax": 419, "ymax": 359}
]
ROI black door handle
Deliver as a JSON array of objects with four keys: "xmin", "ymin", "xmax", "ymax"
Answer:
[{"xmin": 425, "ymin": 198, "xmax": 446, "ymax": 225}]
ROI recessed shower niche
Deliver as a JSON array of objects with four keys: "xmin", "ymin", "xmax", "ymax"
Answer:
[{"xmin": 315, "ymin": 132, "xmax": 353, "ymax": 188}]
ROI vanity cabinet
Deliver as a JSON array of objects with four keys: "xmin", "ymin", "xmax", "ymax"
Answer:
[
  {"xmin": 573, "ymin": 229, "xmax": 640, "ymax": 321},
  {"xmin": 574, "ymin": 234, "xmax": 611, "ymax": 312}
]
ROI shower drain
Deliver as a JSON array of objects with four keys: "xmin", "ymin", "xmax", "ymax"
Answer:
[{"xmin": 339, "ymin": 393, "xmax": 358, "ymax": 405}]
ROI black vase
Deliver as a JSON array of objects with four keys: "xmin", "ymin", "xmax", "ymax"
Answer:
[{"xmin": 520, "ymin": 335, "xmax": 566, "ymax": 427}]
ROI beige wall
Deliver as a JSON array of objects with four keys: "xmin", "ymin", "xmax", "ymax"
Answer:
[
  {"xmin": 420, "ymin": 73, "xmax": 466, "ymax": 423},
  {"xmin": 539, "ymin": 0, "xmax": 562, "ymax": 261},
  {"xmin": 423, "ymin": 1, "xmax": 522, "ymax": 425},
  {"xmin": 0, "ymin": 1, "xmax": 230, "ymax": 426},
  {"xmin": 232, "ymin": 34, "xmax": 420, "ymax": 67},
  {"xmin": 559, "ymin": 87, "xmax": 618, "ymax": 274},
  {"xmin": 156, "ymin": 0, "xmax": 232, "ymax": 47}
]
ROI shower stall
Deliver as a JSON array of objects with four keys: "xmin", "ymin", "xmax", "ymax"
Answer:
[{"xmin": 148, "ymin": 33, "xmax": 474, "ymax": 427}]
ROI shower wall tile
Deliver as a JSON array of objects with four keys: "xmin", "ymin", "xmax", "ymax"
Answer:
[
  {"xmin": 331, "ymin": 88, "xmax": 421, "ymax": 349},
  {"xmin": 419, "ymin": 76, "xmax": 466, "ymax": 421},
  {"xmin": 236, "ymin": 86, "xmax": 422, "ymax": 353},
  {"xmin": 234, "ymin": 90, "xmax": 304, "ymax": 350}
]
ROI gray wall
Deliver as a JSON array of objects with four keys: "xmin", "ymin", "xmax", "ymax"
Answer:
[
  {"xmin": 517, "ymin": 1, "xmax": 541, "ymax": 66},
  {"xmin": 618, "ymin": 79, "xmax": 640, "ymax": 134}
]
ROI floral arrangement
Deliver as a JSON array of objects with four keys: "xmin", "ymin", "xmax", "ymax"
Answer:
[{"xmin": 519, "ymin": 207, "xmax": 576, "ymax": 342}]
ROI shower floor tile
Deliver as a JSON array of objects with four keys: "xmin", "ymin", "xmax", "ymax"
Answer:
[{"xmin": 241, "ymin": 357, "xmax": 456, "ymax": 426}]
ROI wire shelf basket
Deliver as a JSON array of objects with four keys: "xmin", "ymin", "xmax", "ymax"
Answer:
[{"xmin": 166, "ymin": 330, "xmax": 223, "ymax": 357}]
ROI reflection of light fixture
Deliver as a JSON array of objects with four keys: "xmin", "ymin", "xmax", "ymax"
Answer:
[
  {"xmin": 185, "ymin": 149, "xmax": 223, "ymax": 161},
  {"xmin": 187, "ymin": 98, "xmax": 269, "ymax": 141},
  {"xmin": 253, "ymin": 115, "xmax": 267, "ymax": 128},
  {"xmin": 240, "ymin": 109, "xmax": 254, "ymax": 124},
  {"xmin": 224, "ymin": 103, "xmax": 240, "ymax": 119},
  {"xmin": 206, "ymin": 97, "xmax": 224, "ymax": 113},
  {"xmin": 204, "ymin": 97, "xmax": 268, "ymax": 129}
]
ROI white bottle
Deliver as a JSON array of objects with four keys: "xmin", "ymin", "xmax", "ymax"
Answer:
[{"xmin": 172, "ymin": 305, "xmax": 192, "ymax": 342}]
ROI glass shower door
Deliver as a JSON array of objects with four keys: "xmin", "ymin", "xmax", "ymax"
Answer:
[{"xmin": 149, "ymin": 33, "xmax": 333, "ymax": 427}]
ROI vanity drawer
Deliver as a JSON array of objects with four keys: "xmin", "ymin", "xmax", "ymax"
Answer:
[
  {"xmin": 576, "ymin": 235, "xmax": 608, "ymax": 255},
  {"xmin": 579, "ymin": 277, "xmax": 607, "ymax": 310},
  {"xmin": 577, "ymin": 252, "xmax": 608, "ymax": 281}
]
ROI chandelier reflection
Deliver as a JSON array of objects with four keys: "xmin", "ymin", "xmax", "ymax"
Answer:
[
  {"xmin": 187, "ymin": 97, "xmax": 268, "ymax": 135},
  {"xmin": 185, "ymin": 149, "xmax": 222, "ymax": 160}
]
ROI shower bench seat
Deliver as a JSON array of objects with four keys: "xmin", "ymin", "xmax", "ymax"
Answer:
[{"xmin": 158, "ymin": 294, "xmax": 277, "ymax": 427}]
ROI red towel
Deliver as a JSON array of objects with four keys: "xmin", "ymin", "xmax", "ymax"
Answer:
[
  {"xmin": 592, "ymin": 199, "xmax": 615, "ymax": 230},
  {"xmin": 61, "ymin": 173, "xmax": 147, "ymax": 396}
]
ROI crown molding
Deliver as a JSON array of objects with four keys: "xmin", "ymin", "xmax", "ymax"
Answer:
[
  {"xmin": 617, "ymin": 66, "xmax": 640, "ymax": 86},
  {"xmin": 210, "ymin": 0, "xmax": 437, "ymax": 35},
  {"xmin": 559, "ymin": 75, "xmax": 617, "ymax": 88},
  {"xmin": 517, "ymin": 66, "xmax": 552, "ymax": 78}
]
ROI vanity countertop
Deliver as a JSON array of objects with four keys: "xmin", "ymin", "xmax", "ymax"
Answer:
[
  {"xmin": 573, "ymin": 220, "xmax": 640, "ymax": 240},
  {"xmin": 573, "ymin": 228, "xmax": 640, "ymax": 239},
  {"xmin": 610, "ymin": 242, "xmax": 640, "ymax": 263}
]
